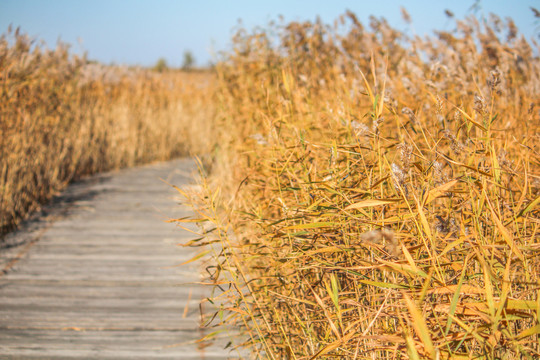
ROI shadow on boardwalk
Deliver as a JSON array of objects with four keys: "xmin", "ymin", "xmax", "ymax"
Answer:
[
  {"xmin": 1, "ymin": 175, "xmax": 111, "ymax": 252},
  {"xmin": 0, "ymin": 158, "xmax": 243, "ymax": 359}
]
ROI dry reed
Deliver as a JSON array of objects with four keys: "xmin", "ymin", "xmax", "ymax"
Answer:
[
  {"xmin": 0, "ymin": 27, "xmax": 215, "ymax": 237},
  {"xmin": 177, "ymin": 11, "xmax": 540, "ymax": 360}
]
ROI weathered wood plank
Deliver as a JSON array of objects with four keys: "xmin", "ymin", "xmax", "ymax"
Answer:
[
  {"xmin": 0, "ymin": 283, "xmax": 206, "ymax": 299},
  {"xmin": 0, "ymin": 288, "xmax": 208, "ymax": 307},
  {"xmin": 0, "ymin": 328, "xmax": 242, "ymax": 359}
]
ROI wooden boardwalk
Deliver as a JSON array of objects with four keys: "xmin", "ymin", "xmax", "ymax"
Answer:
[{"xmin": 0, "ymin": 159, "xmax": 241, "ymax": 359}]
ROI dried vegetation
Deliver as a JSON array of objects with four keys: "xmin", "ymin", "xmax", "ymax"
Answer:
[
  {"xmin": 178, "ymin": 11, "xmax": 540, "ymax": 359},
  {"xmin": 2, "ymin": 9, "xmax": 539, "ymax": 360},
  {"xmin": 0, "ymin": 27, "xmax": 215, "ymax": 236}
]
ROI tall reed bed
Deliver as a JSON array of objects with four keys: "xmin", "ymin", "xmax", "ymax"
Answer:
[
  {"xmin": 179, "ymin": 12, "xmax": 540, "ymax": 359},
  {"xmin": 0, "ymin": 28, "xmax": 215, "ymax": 237}
]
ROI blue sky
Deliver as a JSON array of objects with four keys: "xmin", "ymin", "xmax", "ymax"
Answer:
[{"xmin": 0, "ymin": 1, "xmax": 538, "ymax": 67}]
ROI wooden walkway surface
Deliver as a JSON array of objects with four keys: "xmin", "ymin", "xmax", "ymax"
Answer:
[{"xmin": 0, "ymin": 159, "xmax": 241, "ymax": 359}]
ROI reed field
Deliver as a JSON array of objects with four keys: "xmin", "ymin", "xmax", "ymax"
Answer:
[
  {"xmin": 2, "ymin": 9, "xmax": 540, "ymax": 360},
  {"xmin": 0, "ymin": 27, "xmax": 215, "ymax": 236},
  {"xmin": 176, "ymin": 11, "xmax": 540, "ymax": 360}
]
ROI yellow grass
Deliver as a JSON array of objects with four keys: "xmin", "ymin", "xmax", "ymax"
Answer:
[
  {"xmin": 177, "ymin": 11, "xmax": 540, "ymax": 359},
  {"xmin": 0, "ymin": 27, "xmax": 215, "ymax": 235}
]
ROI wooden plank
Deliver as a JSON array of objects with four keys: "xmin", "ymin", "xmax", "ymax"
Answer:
[
  {"xmin": 1, "ymin": 244, "xmax": 193, "ymax": 257},
  {"xmin": 0, "ymin": 283, "xmax": 208, "ymax": 299},
  {"xmin": 0, "ymin": 328, "xmax": 238, "ymax": 350},
  {"xmin": 0, "ymin": 329, "xmax": 241, "ymax": 359},
  {"xmin": 0, "ymin": 308, "xmax": 202, "ymax": 330},
  {"xmin": 0, "ymin": 289, "xmax": 208, "ymax": 308},
  {"xmin": 3, "ymin": 270, "xmax": 200, "ymax": 283}
]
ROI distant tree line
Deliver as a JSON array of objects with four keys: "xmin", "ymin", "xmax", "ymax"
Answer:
[{"xmin": 153, "ymin": 50, "xmax": 195, "ymax": 72}]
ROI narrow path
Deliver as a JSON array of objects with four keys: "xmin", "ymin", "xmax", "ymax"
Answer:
[{"xmin": 0, "ymin": 159, "xmax": 236, "ymax": 359}]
